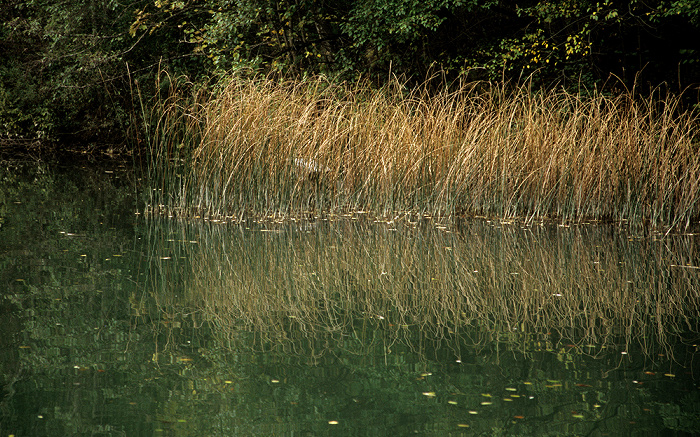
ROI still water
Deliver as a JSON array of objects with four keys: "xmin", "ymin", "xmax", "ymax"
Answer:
[{"xmin": 1, "ymin": 161, "xmax": 698, "ymax": 436}]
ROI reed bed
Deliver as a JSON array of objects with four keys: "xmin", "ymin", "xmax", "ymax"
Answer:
[
  {"xmin": 142, "ymin": 218, "xmax": 700, "ymax": 358},
  {"xmin": 144, "ymin": 73, "xmax": 700, "ymax": 229}
]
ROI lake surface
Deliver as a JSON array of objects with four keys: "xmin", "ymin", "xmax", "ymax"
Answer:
[{"xmin": 1, "ymin": 160, "xmax": 699, "ymax": 436}]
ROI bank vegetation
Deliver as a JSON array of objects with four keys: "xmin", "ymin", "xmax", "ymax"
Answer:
[{"xmin": 142, "ymin": 73, "xmax": 700, "ymax": 229}]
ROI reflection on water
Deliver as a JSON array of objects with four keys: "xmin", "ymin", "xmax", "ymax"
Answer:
[
  {"xmin": 1, "ymin": 162, "xmax": 699, "ymax": 436},
  {"xmin": 164, "ymin": 217, "xmax": 699, "ymax": 358}
]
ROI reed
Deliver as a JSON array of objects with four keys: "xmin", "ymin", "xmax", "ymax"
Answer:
[{"xmin": 145, "ymin": 74, "xmax": 700, "ymax": 228}]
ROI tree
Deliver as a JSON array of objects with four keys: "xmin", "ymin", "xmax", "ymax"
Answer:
[
  {"xmin": 151, "ymin": 0, "xmax": 700, "ymax": 89},
  {"xmin": 0, "ymin": 0, "xmax": 206, "ymax": 147},
  {"xmin": 2, "ymin": 0, "xmax": 699, "ymax": 147}
]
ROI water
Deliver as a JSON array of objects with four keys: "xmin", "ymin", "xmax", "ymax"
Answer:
[{"xmin": 1, "ymin": 161, "xmax": 698, "ymax": 436}]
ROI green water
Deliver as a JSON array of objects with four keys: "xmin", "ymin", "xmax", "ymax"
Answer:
[{"xmin": 1, "ymin": 161, "xmax": 698, "ymax": 436}]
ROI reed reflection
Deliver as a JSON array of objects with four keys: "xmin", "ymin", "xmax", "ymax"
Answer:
[{"xmin": 144, "ymin": 217, "xmax": 700, "ymax": 358}]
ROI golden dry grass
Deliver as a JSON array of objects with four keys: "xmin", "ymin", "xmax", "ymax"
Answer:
[{"xmin": 144, "ymin": 74, "xmax": 700, "ymax": 229}]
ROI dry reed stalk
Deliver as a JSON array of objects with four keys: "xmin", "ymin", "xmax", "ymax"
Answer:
[{"xmin": 146, "ymin": 74, "xmax": 700, "ymax": 228}]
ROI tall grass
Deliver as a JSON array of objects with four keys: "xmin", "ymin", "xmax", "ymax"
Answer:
[{"xmin": 144, "ymin": 73, "xmax": 700, "ymax": 228}]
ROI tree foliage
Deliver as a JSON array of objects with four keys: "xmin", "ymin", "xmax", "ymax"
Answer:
[
  {"xmin": 1, "ymin": 0, "xmax": 699, "ymax": 147},
  {"xmin": 0, "ymin": 0, "xmax": 203, "ymax": 146}
]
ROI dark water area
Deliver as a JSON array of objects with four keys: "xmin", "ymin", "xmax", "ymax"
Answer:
[{"xmin": 1, "ymin": 161, "xmax": 699, "ymax": 436}]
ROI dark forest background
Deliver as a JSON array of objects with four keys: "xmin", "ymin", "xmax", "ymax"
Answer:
[{"xmin": 2, "ymin": 0, "xmax": 699, "ymax": 151}]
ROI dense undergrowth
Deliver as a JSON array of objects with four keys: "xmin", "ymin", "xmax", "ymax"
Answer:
[{"xmin": 141, "ymin": 73, "xmax": 700, "ymax": 230}]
